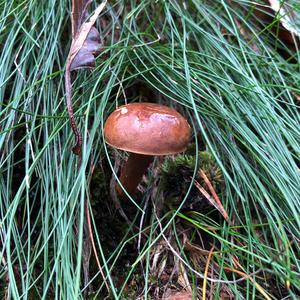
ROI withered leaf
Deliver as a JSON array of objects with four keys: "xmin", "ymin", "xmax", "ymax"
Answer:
[
  {"xmin": 70, "ymin": 27, "xmax": 102, "ymax": 70},
  {"xmin": 65, "ymin": 0, "xmax": 106, "ymax": 155},
  {"xmin": 68, "ymin": 2, "xmax": 105, "ymax": 70}
]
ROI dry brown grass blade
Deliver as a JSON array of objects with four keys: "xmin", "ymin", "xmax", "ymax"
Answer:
[
  {"xmin": 223, "ymin": 266, "xmax": 272, "ymax": 300},
  {"xmin": 198, "ymin": 169, "xmax": 229, "ymax": 220},
  {"xmin": 184, "ymin": 240, "xmax": 212, "ymax": 256},
  {"xmin": 202, "ymin": 245, "xmax": 214, "ymax": 300},
  {"xmin": 65, "ymin": 1, "xmax": 106, "ymax": 155},
  {"xmin": 194, "ymin": 172, "xmax": 229, "ymax": 222},
  {"xmin": 85, "ymin": 198, "xmax": 110, "ymax": 293}
]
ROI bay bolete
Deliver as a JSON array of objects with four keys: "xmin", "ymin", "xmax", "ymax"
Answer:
[{"xmin": 104, "ymin": 102, "xmax": 191, "ymax": 198}]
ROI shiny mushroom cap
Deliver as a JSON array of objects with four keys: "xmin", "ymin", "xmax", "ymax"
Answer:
[{"xmin": 104, "ymin": 102, "xmax": 191, "ymax": 155}]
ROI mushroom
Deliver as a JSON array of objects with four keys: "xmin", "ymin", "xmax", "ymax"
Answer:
[{"xmin": 104, "ymin": 102, "xmax": 191, "ymax": 198}]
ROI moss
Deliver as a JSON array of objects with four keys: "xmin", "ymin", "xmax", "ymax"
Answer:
[{"xmin": 160, "ymin": 149, "xmax": 224, "ymax": 212}]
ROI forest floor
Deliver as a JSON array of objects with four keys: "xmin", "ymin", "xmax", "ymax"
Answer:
[{"xmin": 0, "ymin": 1, "xmax": 300, "ymax": 299}]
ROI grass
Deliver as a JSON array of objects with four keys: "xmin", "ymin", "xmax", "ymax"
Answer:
[{"xmin": 0, "ymin": 0, "xmax": 300, "ymax": 299}]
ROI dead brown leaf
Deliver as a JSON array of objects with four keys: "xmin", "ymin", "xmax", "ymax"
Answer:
[{"xmin": 65, "ymin": 0, "xmax": 106, "ymax": 155}]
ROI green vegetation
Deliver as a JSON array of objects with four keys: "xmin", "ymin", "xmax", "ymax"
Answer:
[{"xmin": 0, "ymin": 0, "xmax": 299, "ymax": 299}]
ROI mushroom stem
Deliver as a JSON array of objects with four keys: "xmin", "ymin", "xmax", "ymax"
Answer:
[{"xmin": 116, "ymin": 153, "xmax": 154, "ymax": 198}]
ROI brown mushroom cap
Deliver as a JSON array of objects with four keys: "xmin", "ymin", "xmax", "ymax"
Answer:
[{"xmin": 104, "ymin": 103, "xmax": 191, "ymax": 155}]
